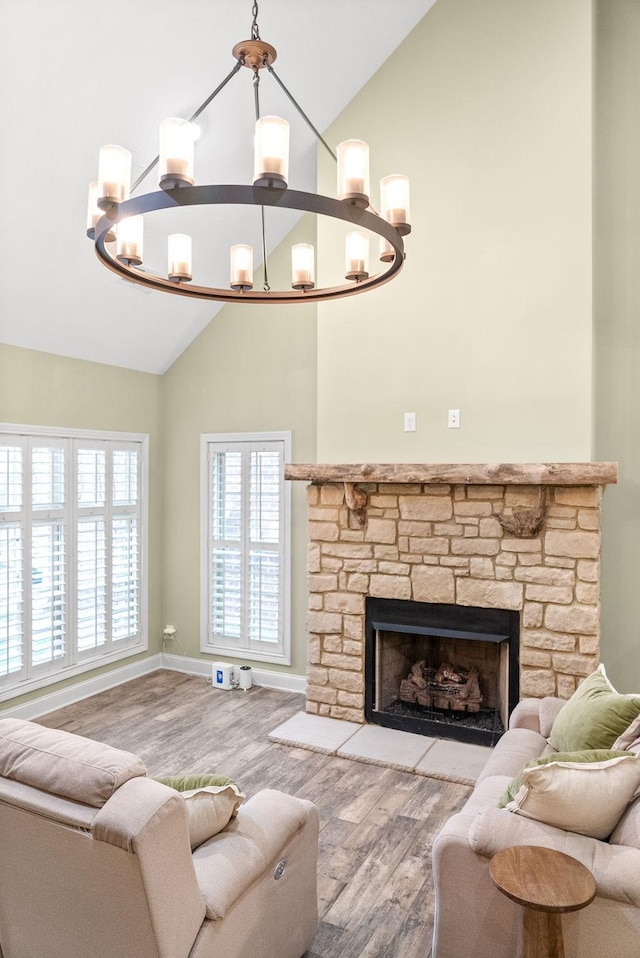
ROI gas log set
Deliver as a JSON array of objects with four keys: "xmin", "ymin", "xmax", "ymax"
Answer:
[{"xmin": 399, "ymin": 661, "xmax": 483, "ymax": 713}]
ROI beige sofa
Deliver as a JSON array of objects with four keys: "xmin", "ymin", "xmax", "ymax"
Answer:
[
  {"xmin": 432, "ymin": 697, "xmax": 640, "ymax": 958},
  {"xmin": 0, "ymin": 718, "xmax": 319, "ymax": 958}
]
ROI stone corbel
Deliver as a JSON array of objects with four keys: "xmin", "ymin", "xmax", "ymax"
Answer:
[
  {"xmin": 496, "ymin": 488, "xmax": 547, "ymax": 538},
  {"xmin": 344, "ymin": 482, "xmax": 368, "ymax": 526}
]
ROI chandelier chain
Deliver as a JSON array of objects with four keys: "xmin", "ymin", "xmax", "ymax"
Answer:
[
  {"xmin": 251, "ymin": 1, "xmax": 260, "ymax": 40},
  {"xmin": 253, "ymin": 71, "xmax": 261, "ymax": 119},
  {"xmin": 252, "ymin": 70, "xmax": 270, "ymax": 292},
  {"xmin": 260, "ymin": 206, "xmax": 270, "ymax": 292}
]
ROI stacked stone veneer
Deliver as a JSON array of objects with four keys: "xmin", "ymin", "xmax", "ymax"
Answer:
[{"xmin": 305, "ymin": 481, "xmax": 603, "ymax": 724}]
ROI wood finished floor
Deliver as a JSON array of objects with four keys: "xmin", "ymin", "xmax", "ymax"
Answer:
[{"xmin": 39, "ymin": 670, "xmax": 471, "ymax": 958}]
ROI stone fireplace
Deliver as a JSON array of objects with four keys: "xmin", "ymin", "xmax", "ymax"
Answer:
[{"xmin": 285, "ymin": 462, "xmax": 617, "ymax": 731}]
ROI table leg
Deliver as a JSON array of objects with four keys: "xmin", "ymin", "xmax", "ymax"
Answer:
[{"xmin": 523, "ymin": 907, "xmax": 564, "ymax": 958}]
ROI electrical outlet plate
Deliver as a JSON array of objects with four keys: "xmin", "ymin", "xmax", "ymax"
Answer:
[
  {"xmin": 448, "ymin": 409, "xmax": 460, "ymax": 428},
  {"xmin": 404, "ymin": 412, "xmax": 416, "ymax": 432}
]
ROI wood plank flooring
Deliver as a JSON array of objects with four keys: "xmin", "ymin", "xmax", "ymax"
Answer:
[{"xmin": 38, "ymin": 669, "xmax": 471, "ymax": 958}]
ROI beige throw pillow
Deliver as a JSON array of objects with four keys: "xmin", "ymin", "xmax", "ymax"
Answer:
[
  {"xmin": 181, "ymin": 783, "xmax": 244, "ymax": 850},
  {"xmin": 502, "ymin": 752, "xmax": 640, "ymax": 840},
  {"xmin": 612, "ymin": 712, "xmax": 640, "ymax": 753}
]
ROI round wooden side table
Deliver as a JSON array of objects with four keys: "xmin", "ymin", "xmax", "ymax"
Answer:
[{"xmin": 489, "ymin": 845, "xmax": 596, "ymax": 958}]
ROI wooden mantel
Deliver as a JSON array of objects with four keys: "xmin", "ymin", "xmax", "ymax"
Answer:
[{"xmin": 284, "ymin": 462, "xmax": 618, "ymax": 486}]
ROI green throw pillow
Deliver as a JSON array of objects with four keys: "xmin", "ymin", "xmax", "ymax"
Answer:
[
  {"xmin": 498, "ymin": 749, "xmax": 630, "ymax": 807},
  {"xmin": 497, "ymin": 749, "xmax": 640, "ymax": 840},
  {"xmin": 155, "ymin": 773, "xmax": 235, "ymax": 791},
  {"xmin": 548, "ymin": 664, "xmax": 640, "ymax": 752}
]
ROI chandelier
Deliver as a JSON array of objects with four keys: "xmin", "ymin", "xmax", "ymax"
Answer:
[{"xmin": 86, "ymin": 2, "xmax": 411, "ymax": 305}]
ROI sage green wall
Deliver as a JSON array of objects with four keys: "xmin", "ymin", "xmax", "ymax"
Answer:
[
  {"xmin": 594, "ymin": 0, "xmax": 640, "ymax": 691},
  {"xmin": 316, "ymin": 0, "xmax": 594, "ymax": 462},
  {"xmin": 0, "ymin": 342, "xmax": 163, "ymax": 712},
  {"xmin": 161, "ymin": 217, "xmax": 317, "ymax": 675}
]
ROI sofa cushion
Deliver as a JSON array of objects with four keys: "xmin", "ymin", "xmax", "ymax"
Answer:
[
  {"xmin": 0, "ymin": 718, "xmax": 146, "ymax": 807},
  {"xmin": 499, "ymin": 750, "xmax": 640, "ymax": 840},
  {"xmin": 548, "ymin": 664, "xmax": 640, "ymax": 752},
  {"xmin": 156, "ymin": 775, "xmax": 244, "ymax": 850}
]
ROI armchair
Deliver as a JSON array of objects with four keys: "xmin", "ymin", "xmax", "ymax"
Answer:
[{"xmin": 0, "ymin": 718, "xmax": 319, "ymax": 958}]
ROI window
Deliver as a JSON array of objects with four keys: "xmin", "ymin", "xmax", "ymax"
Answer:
[
  {"xmin": 0, "ymin": 425, "xmax": 148, "ymax": 699},
  {"xmin": 201, "ymin": 432, "xmax": 291, "ymax": 665}
]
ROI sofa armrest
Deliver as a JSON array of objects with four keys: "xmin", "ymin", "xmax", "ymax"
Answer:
[
  {"xmin": 509, "ymin": 696, "xmax": 566, "ymax": 737},
  {"xmin": 469, "ymin": 806, "xmax": 640, "ymax": 907},
  {"xmin": 508, "ymin": 698, "xmax": 544, "ymax": 732}
]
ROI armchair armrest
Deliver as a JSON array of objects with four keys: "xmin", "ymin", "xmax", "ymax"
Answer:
[
  {"xmin": 192, "ymin": 789, "xmax": 319, "ymax": 920},
  {"xmin": 469, "ymin": 806, "xmax": 640, "ymax": 907},
  {"xmin": 93, "ymin": 777, "xmax": 206, "ymax": 958}
]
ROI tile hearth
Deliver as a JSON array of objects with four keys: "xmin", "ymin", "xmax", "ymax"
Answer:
[{"xmin": 269, "ymin": 711, "xmax": 492, "ymax": 785}]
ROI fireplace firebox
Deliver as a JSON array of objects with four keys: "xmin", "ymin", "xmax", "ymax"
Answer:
[{"xmin": 365, "ymin": 597, "xmax": 519, "ymax": 746}]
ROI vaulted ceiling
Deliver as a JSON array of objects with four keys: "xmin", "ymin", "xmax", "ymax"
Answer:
[{"xmin": 0, "ymin": 0, "xmax": 435, "ymax": 374}]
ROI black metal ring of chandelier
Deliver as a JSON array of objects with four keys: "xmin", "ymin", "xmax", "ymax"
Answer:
[{"xmin": 94, "ymin": 184, "xmax": 405, "ymax": 305}]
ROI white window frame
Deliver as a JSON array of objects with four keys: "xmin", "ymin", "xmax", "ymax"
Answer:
[
  {"xmin": 200, "ymin": 431, "xmax": 291, "ymax": 666},
  {"xmin": 0, "ymin": 423, "xmax": 149, "ymax": 702}
]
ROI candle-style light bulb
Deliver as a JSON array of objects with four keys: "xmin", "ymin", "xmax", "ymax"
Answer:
[
  {"xmin": 86, "ymin": 182, "xmax": 115, "ymax": 242},
  {"xmin": 97, "ymin": 145, "xmax": 131, "ymax": 210},
  {"xmin": 291, "ymin": 244, "xmax": 315, "ymax": 290},
  {"xmin": 116, "ymin": 215, "xmax": 144, "ymax": 266},
  {"xmin": 253, "ymin": 116, "xmax": 289, "ymax": 188},
  {"xmin": 230, "ymin": 244, "xmax": 254, "ymax": 291},
  {"xmin": 345, "ymin": 230, "xmax": 369, "ymax": 281},
  {"xmin": 168, "ymin": 233, "xmax": 192, "ymax": 282},
  {"xmin": 337, "ymin": 140, "xmax": 370, "ymax": 208},
  {"xmin": 379, "ymin": 236, "xmax": 395, "ymax": 264},
  {"xmin": 159, "ymin": 118, "xmax": 195, "ymax": 190},
  {"xmin": 380, "ymin": 174, "xmax": 411, "ymax": 235}
]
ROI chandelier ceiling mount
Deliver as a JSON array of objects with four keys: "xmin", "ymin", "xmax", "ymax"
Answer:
[{"xmin": 231, "ymin": 39, "xmax": 277, "ymax": 72}]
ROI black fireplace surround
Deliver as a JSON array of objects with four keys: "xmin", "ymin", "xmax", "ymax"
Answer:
[{"xmin": 364, "ymin": 596, "xmax": 520, "ymax": 746}]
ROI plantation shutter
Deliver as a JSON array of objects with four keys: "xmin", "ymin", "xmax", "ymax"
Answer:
[
  {"xmin": 77, "ymin": 444, "xmax": 107, "ymax": 654},
  {"xmin": 0, "ymin": 427, "xmax": 147, "ymax": 698},
  {"xmin": 248, "ymin": 449, "xmax": 281, "ymax": 647},
  {"xmin": 0, "ymin": 442, "xmax": 25, "ymax": 680},
  {"xmin": 76, "ymin": 442, "xmax": 141, "ymax": 655},
  {"xmin": 204, "ymin": 434, "xmax": 290, "ymax": 663},
  {"xmin": 111, "ymin": 447, "xmax": 140, "ymax": 643},
  {"xmin": 210, "ymin": 449, "xmax": 243, "ymax": 641},
  {"xmin": 30, "ymin": 441, "xmax": 67, "ymax": 672}
]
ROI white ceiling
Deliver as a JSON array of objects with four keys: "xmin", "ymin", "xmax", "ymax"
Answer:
[{"xmin": 0, "ymin": 0, "xmax": 435, "ymax": 374}]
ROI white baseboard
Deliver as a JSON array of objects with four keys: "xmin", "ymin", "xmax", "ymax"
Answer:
[
  {"xmin": 162, "ymin": 653, "xmax": 307, "ymax": 695},
  {"xmin": 1, "ymin": 654, "xmax": 164, "ymax": 721},
  {"xmin": 1, "ymin": 653, "xmax": 306, "ymax": 720}
]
